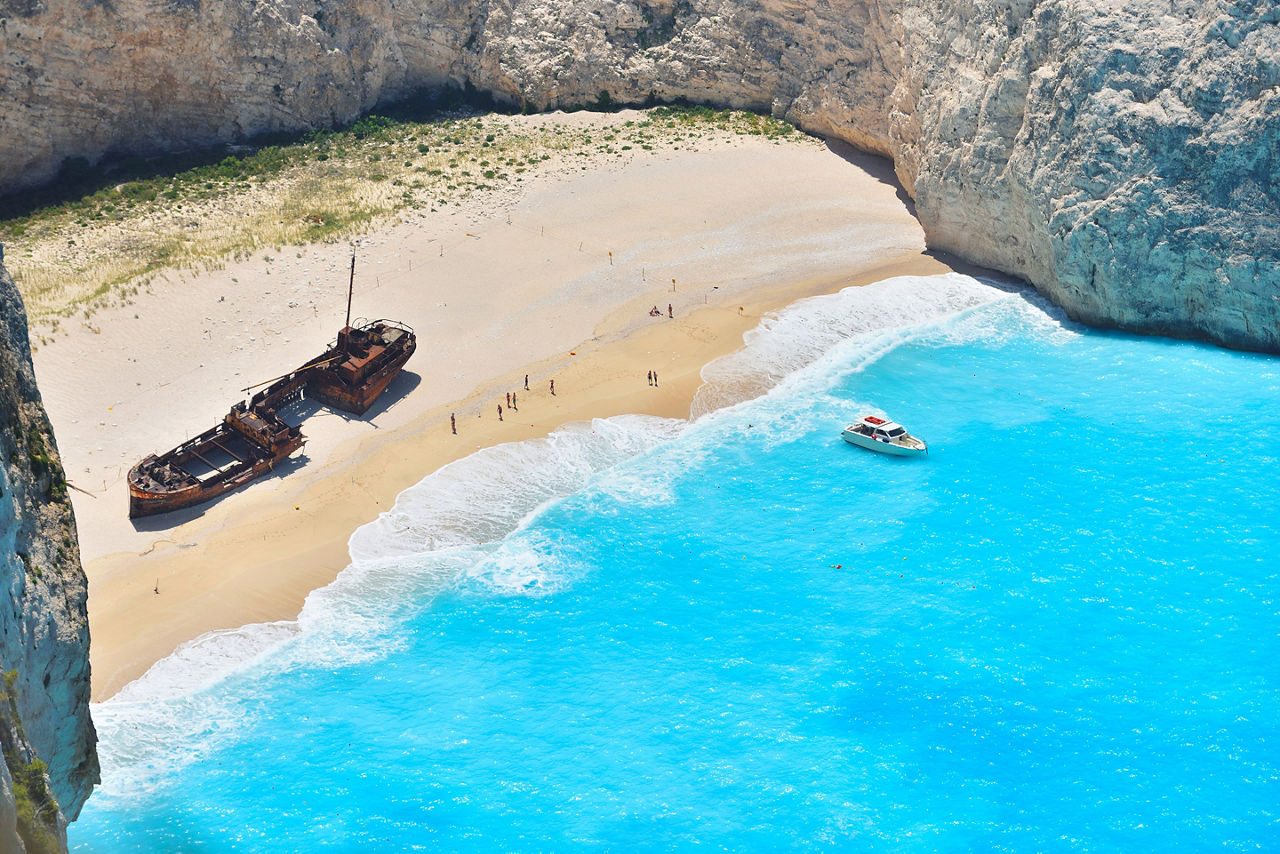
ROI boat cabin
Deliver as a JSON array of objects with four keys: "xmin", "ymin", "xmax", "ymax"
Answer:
[{"xmin": 853, "ymin": 416, "xmax": 907, "ymax": 441}]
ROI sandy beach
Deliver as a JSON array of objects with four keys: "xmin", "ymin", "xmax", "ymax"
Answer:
[{"xmin": 29, "ymin": 111, "xmax": 971, "ymax": 700}]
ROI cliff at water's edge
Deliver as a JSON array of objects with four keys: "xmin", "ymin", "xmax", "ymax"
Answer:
[
  {"xmin": 0, "ymin": 0, "xmax": 1277, "ymax": 351},
  {"xmin": 0, "ymin": 245, "xmax": 99, "ymax": 853}
]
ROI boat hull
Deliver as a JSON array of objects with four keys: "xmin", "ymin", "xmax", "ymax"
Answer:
[
  {"xmin": 128, "ymin": 455, "xmax": 292, "ymax": 518},
  {"xmin": 128, "ymin": 428, "xmax": 304, "ymax": 518},
  {"xmin": 841, "ymin": 429, "xmax": 926, "ymax": 456},
  {"xmin": 307, "ymin": 334, "xmax": 416, "ymax": 415}
]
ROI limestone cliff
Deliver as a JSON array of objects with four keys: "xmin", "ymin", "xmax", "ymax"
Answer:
[
  {"xmin": 0, "ymin": 0, "xmax": 1277, "ymax": 349},
  {"xmin": 891, "ymin": 0, "xmax": 1280, "ymax": 350},
  {"xmin": 0, "ymin": 246, "xmax": 99, "ymax": 851}
]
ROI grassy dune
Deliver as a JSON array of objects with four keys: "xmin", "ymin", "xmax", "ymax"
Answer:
[{"xmin": 0, "ymin": 106, "xmax": 798, "ymax": 334}]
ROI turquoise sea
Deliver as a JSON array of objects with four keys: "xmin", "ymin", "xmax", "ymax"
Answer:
[{"xmin": 71, "ymin": 274, "xmax": 1280, "ymax": 851}]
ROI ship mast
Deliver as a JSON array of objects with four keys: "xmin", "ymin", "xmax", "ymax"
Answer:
[{"xmin": 345, "ymin": 254, "xmax": 356, "ymax": 329}]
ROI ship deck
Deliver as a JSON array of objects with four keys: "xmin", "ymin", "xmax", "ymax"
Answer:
[{"xmin": 178, "ymin": 430, "xmax": 261, "ymax": 482}]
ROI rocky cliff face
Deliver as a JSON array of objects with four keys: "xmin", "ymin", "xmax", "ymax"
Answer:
[
  {"xmin": 893, "ymin": 0, "xmax": 1280, "ymax": 349},
  {"xmin": 0, "ymin": 0, "xmax": 1276, "ymax": 350},
  {"xmin": 0, "ymin": 246, "xmax": 99, "ymax": 851}
]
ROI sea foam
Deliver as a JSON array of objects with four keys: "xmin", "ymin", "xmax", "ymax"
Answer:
[
  {"xmin": 346, "ymin": 415, "xmax": 685, "ymax": 565},
  {"xmin": 89, "ymin": 621, "xmax": 301, "ymax": 796},
  {"xmin": 693, "ymin": 273, "xmax": 1015, "ymax": 417}
]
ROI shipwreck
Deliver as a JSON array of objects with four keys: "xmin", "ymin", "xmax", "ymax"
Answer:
[{"xmin": 127, "ymin": 258, "xmax": 416, "ymax": 518}]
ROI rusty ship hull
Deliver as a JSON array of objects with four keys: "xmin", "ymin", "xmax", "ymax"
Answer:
[
  {"xmin": 306, "ymin": 320, "xmax": 417, "ymax": 415},
  {"xmin": 127, "ymin": 422, "xmax": 304, "ymax": 518},
  {"xmin": 127, "ymin": 318, "xmax": 415, "ymax": 519}
]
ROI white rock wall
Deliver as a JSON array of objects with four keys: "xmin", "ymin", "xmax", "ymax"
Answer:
[
  {"xmin": 0, "ymin": 0, "xmax": 1276, "ymax": 347},
  {"xmin": 898, "ymin": 0, "xmax": 1280, "ymax": 347},
  {"xmin": 0, "ymin": 756, "xmax": 22, "ymax": 852},
  {"xmin": 0, "ymin": 247, "xmax": 99, "ymax": 833}
]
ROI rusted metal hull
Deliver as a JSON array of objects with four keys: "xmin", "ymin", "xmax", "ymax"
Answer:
[
  {"xmin": 307, "ymin": 334, "xmax": 416, "ymax": 414},
  {"xmin": 127, "ymin": 424, "xmax": 304, "ymax": 518}
]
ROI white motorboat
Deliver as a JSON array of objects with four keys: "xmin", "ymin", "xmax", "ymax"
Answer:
[{"xmin": 841, "ymin": 415, "xmax": 927, "ymax": 456}]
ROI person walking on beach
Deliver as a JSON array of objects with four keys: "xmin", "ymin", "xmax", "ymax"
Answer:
[
  {"xmin": 654, "ymin": 371, "xmax": 659, "ymax": 387},
  {"xmin": 524, "ymin": 374, "xmax": 529, "ymax": 391},
  {"xmin": 497, "ymin": 404, "xmax": 503, "ymax": 422},
  {"xmin": 451, "ymin": 413, "xmax": 456, "ymax": 435},
  {"xmin": 668, "ymin": 303, "xmax": 673, "ymax": 318},
  {"xmin": 506, "ymin": 392, "xmax": 511, "ymax": 408},
  {"xmin": 647, "ymin": 370, "xmax": 653, "ymax": 386},
  {"xmin": 511, "ymin": 392, "xmax": 517, "ymax": 411},
  {"xmin": 550, "ymin": 379, "xmax": 556, "ymax": 396}
]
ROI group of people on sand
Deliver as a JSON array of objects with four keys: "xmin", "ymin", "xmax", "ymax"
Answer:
[
  {"xmin": 498, "ymin": 390, "xmax": 519, "ymax": 421},
  {"xmin": 450, "ymin": 374, "xmax": 553, "ymax": 434},
  {"xmin": 449, "ymin": 302, "xmax": 686, "ymax": 433},
  {"xmin": 447, "ymin": 357, "xmax": 665, "ymax": 437}
]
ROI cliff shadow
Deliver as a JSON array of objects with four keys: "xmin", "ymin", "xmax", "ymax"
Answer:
[
  {"xmin": 921, "ymin": 247, "xmax": 1028, "ymax": 290},
  {"xmin": 822, "ymin": 138, "xmax": 1036, "ymax": 299},
  {"xmin": 823, "ymin": 139, "xmax": 917, "ymax": 218}
]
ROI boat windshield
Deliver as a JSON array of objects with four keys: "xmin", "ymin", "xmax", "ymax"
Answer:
[{"xmin": 888, "ymin": 427, "xmax": 905, "ymax": 437}]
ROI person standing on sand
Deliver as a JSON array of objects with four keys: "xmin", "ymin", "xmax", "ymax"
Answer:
[
  {"xmin": 512, "ymin": 392, "xmax": 518, "ymax": 411},
  {"xmin": 498, "ymin": 404, "xmax": 503, "ymax": 422},
  {"xmin": 524, "ymin": 374, "xmax": 529, "ymax": 391},
  {"xmin": 668, "ymin": 303, "xmax": 673, "ymax": 318},
  {"xmin": 647, "ymin": 370, "xmax": 653, "ymax": 386},
  {"xmin": 451, "ymin": 413, "xmax": 456, "ymax": 435},
  {"xmin": 550, "ymin": 379, "xmax": 556, "ymax": 395},
  {"xmin": 654, "ymin": 372, "xmax": 659, "ymax": 387},
  {"xmin": 506, "ymin": 392, "xmax": 511, "ymax": 408}
]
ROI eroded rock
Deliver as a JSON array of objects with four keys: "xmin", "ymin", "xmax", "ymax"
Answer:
[
  {"xmin": 0, "ymin": 0, "xmax": 1276, "ymax": 349},
  {"xmin": 0, "ymin": 246, "xmax": 99, "ymax": 850}
]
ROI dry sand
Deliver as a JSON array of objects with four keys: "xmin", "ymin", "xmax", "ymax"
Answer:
[{"xmin": 30, "ymin": 114, "xmax": 969, "ymax": 699}]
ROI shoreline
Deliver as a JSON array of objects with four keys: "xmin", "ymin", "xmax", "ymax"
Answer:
[
  {"xmin": 21, "ymin": 121, "xmax": 975, "ymax": 699},
  {"xmin": 84, "ymin": 252, "xmax": 966, "ymax": 700}
]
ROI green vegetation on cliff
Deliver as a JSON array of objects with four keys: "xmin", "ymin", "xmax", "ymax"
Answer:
[{"xmin": 1, "ymin": 671, "xmax": 64, "ymax": 854}]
